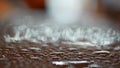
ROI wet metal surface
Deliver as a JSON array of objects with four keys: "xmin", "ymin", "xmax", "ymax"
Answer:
[{"xmin": 0, "ymin": 42, "xmax": 120, "ymax": 68}]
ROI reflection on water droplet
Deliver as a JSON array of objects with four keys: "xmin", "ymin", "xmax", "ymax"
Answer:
[
  {"xmin": 52, "ymin": 61, "xmax": 89, "ymax": 65},
  {"xmin": 92, "ymin": 50, "xmax": 110, "ymax": 54},
  {"xmin": 52, "ymin": 61, "xmax": 68, "ymax": 66},
  {"xmin": 29, "ymin": 47, "xmax": 41, "ymax": 51},
  {"xmin": 88, "ymin": 63, "xmax": 101, "ymax": 68}
]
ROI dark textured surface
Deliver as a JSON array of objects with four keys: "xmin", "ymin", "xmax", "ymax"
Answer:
[{"xmin": 0, "ymin": 42, "xmax": 120, "ymax": 68}]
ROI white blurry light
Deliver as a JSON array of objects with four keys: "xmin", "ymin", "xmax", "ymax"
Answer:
[{"xmin": 46, "ymin": 0, "xmax": 92, "ymax": 24}]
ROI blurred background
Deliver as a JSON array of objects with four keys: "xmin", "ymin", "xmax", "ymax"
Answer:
[
  {"xmin": 0, "ymin": 0, "xmax": 120, "ymax": 22},
  {"xmin": 0, "ymin": 0, "xmax": 120, "ymax": 44}
]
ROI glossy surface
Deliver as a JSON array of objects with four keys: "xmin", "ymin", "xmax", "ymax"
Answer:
[{"xmin": 0, "ymin": 42, "xmax": 119, "ymax": 68}]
